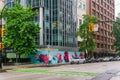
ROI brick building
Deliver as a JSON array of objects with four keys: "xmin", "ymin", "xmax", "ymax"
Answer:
[{"xmin": 86, "ymin": 0, "xmax": 115, "ymax": 57}]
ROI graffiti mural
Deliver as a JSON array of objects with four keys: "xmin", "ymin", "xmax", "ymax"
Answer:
[{"xmin": 29, "ymin": 50, "xmax": 84, "ymax": 64}]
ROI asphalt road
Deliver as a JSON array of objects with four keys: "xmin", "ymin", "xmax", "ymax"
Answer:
[{"xmin": 1, "ymin": 61, "xmax": 120, "ymax": 80}]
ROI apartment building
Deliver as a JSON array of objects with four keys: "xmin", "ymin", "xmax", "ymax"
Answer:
[{"xmin": 86, "ymin": 0, "xmax": 115, "ymax": 57}]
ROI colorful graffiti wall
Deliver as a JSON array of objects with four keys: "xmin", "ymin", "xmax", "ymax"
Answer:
[{"xmin": 29, "ymin": 50, "xmax": 84, "ymax": 64}]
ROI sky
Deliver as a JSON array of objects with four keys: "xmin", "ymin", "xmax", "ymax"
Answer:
[{"xmin": 115, "ymin": 0, "xmax": 120, "ymax": 17}]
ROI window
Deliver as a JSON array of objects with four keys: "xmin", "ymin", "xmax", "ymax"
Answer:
[
  {"xmin": 59, "ymin": 22, "xmax": 63, "ymax": 30},
  {"xmin": 101, "ymin": 44, "xmax": 103, "ymax": 48},
  {"xmin": 31, "ymin": 0, "xmax": 44, "ymax": 7},
  {"xmin": 92, "ymin": 9, "xmax": 95, "ymax": 15},
  {"xmin": 59, "ymin": 34, "xmax": 63, "ymax": 41},
  {"xmin": 45, "ymin": 21, "xmax": 49, "ymax": 28},
  {"xmin": 17, "ymin": 0, "xmax": 20, "ymax": 3},
  {"xmin": 79, "ymin": 2, "xmax": 82, "ymax": 8},
  {"xmin": 79, "ymin": 19, "xmax": 82, "ymax": 25},
  {"xmin": 45, "ymin": 9, "xmax": 49, "ymax": 15},
  {"xmin": 33, "ymin": 15, "xmax": 39, "ymax": 22},
  {"xmin": 53, "ymin": 35, "xmax": 58, "ymax": 41},
  {"xmin": 97, "ymin": 43, "xmax": 100, "ymax": 48},
  {"xmin": 97, "ymin": 35, "xmax": 100, "ymax": 40},
  {"xmin": 96, "ymin": 0, "xmax": 99, "ymax": 3},
  {"xmin": 92, "ymin": 2, "xmax": 95, "ymax": 7},
  {"xmin": 101, "ymin": 7, "xmax": 103, "ymax": 13},
  {"xmin": 68, "ymin": 37, "xmax": 73, "ymax": 43},
  {"xmin": 83, "ymin": 4, "xmax": 86, "ymax": 10},
  {"xmin": 96, "ymin": 4, "xmax": 99, "ymax": 10},
  {"xmin": 96, "ymin": 12, "xmax": 99, "ymax": 17},
  {"xmin": 6, "ymin": 0, "xmax": 14, "ymax": 8},
  {"xmin": 101, "ymin": 0, "xmax": 103, "ymax": 5}
]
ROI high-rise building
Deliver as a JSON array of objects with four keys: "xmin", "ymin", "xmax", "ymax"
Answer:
[
  {"xmin": 0, "ymin": 0, "xmax": 5, "ymax": 26},
  {"xmin": 5, "ymin": 0, "xmax": 78, "ymax": 51},
  {"xmin": 77, "ymin": 0, "xmax": 86, "ymax": 47},
  {"xmin": 86, "ymin": 0, "xmax": 115, "ymax": 57}
]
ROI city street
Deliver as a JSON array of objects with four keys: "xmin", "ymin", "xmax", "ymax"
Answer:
[
  {"xmin": 0, "ymin": 0, "xmax": 119, "ymax": 80},
  {"xmin": 0, "ymin": 61, "xmax": 120, "ymax": 80}
]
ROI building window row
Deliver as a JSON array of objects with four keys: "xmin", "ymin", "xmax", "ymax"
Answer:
[
  {"xmin": 95, "ymin": 35, "xmax": 114, "ymax": 43},
  {"xmin": 94, "ymin": 0, "xmax": 114, "ymax": 7},
  {"xmin": 92, "ymin": 2, "xmax": 114, "ymax": 13},
  {"xmin": 97, "ymin": 43, "xmax": 112, "ymax": 50},
  {"xmin": 78, "ymin": 2, "xmax": 86, "ymax": 10},
  {"xmin": 92, "ymin": 9, "xmax": 114, "ymax": 20}
]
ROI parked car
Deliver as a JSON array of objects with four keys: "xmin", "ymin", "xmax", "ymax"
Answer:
[
  {"xmin": 114, "ymin": 57, "xmax": 120, "ymax": 61},
  {"xmin": 70, "ymin": 58, "xmax": 86, "ymax": 64},
  {"xmin": 95, "ymin": 58, "xmax": 102, "ymax": 62},
  {"xmin": 90, "ymin": 58, "xmax": 97, "ymax": 63},
  {"xmin": 116, "ymin": 57, "xmax": 120, "ymax": 61},
  {"xmin": 109, "ymin": 57, "xmax": 114, "ymax": 61},
  {"xmin": 85, "ymin": 58, "xmax": 91, "ymax": 63},
  {"xmin": 95, "ymin": 58, "xmax": 103, "ymax": 62},
  {"xmin": 103, "ymin": 57, "xmax": 110, "ymax": 62},
  {"xmin": 86, "ymin": 58, "xmax": 96, "ymax": 63}
]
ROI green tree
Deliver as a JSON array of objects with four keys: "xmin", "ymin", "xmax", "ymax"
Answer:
[
  {"xmin": 1, "ymin": 2, "xmax": 39, "ymax": 56},
  {"xmin": 112, "ymin": 18, "xmax": 120, "ymax": 54},
  {"xmin": 77, "ymin": 14, "xmax": 98, "ymax": 54}
]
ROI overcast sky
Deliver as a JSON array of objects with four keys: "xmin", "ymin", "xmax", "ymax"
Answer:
[{"xmin": 115, "ymin": 0, "xmax": 120, "ymax": 17}]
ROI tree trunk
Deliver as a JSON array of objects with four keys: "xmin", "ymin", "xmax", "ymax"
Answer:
[
  {"xmin": 18, "ymin": 54, "xmax": 21, "ymax": 62},
  {"xmin": 16, "ymin": 54, "xmax": 18, "ymax": 63}
]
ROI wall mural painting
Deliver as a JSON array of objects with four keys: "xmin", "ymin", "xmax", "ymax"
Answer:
[{"xmin": 29, "ymin": 50, "xmax": 84, "ymax": 64}]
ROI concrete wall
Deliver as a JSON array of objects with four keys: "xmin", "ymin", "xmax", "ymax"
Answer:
[{"xmin": 29, "ymin": 50, "xmax": 84, "ymax": 64}]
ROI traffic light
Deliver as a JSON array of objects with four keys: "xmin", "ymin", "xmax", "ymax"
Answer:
[
  {"xmin": 1, "ymin": 28, "xmax": 5, "ymax": 38},
  {"xmin": 88, "ymin": 23, "xmax": 94, "ymax": 32},
  {"xmin": 0, "ymin": 42, "xmax": 4, "ymax": 49}
]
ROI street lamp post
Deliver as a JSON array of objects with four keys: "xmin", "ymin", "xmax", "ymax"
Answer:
[{"xmin": 0, "ymin": 0, "xmax": 14, "ymax": 69}]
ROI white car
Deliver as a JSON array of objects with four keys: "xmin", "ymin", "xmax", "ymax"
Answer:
[
  {"xmin": 103, "ymin": 57, "xmax": 110, "ymax": 62},
  {"xmin": 70, "ymin": 58, "xmax": 86, "ymax": 64}
]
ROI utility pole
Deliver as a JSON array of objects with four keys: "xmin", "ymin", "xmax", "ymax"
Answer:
[
  {"xmin": 0, "ymin": 10, "xmax": 3, "ymax": 70},
  {"xmin": 0, "ymin": 0, "xmax": 14, "ymax": 69}
]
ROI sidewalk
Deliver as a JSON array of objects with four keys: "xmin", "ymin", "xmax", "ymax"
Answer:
[
  {"xmin": 2, "ymin": 63, "xmax": 69, "ymax": 70},
  {"xmin": 0, "ymin": 63, "xmax": 70, "ymax": 73}
]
